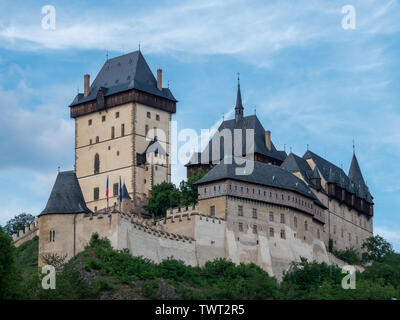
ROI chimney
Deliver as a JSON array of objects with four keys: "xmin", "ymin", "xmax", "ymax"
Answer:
[
  {"xmin": 157, "ymin": 69, "xmax": 162, "ymax": 91},
  {"xmin": 265, "ymin": 130, "xmax": 271, "ymax": 150},
  {"xmin": 84, "ymin": 74, "xmax": 90, "ymax": 97}
]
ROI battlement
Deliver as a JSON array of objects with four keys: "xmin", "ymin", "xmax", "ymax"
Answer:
[
  {"xmin": 12, "ymin": 220, "xmax": 39, "ymax": 247},
  {"xmin": 167, "ymin": 204, "xmax": 200, "ymax": 218},
  {"xmin": 131, "ymin": 217, "xmax": 194, "ymax": 243}
]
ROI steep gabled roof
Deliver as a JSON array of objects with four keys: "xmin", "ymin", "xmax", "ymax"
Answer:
[
  {"xmin": 281, "ymin": 153, "xmax": 311, "ymax": 175},
  {"xmin": 303, "ymin": 150, "xmax": 373, "ymax": 203},
  {"xmin": 348, "ymin": 153, "xmax": 366, "ymax": 188},
  {"xmin": 195, "ymin": 157, "xmax": 321, "ymax": 204},
  {"xmin": 39, "ymin": 171, "xmax": 91, "ymax": 216},
  {"xmin": 70, "ymin": 50, "xmax": 176, "ymax": 107},
  {"xmin": 186, "ymin": 115, "xmax": 286, "ymax": 166}
]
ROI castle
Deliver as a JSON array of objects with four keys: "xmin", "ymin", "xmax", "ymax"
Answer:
[{"xmin": 12, "ymin": 51, "xmax": 373, "ymax": 279}]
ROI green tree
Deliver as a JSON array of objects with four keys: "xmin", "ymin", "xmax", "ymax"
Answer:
[
  {"xmin": 0, "ymin": 227, "xmax": 22, "ymax": 299},
  {"xmin": 362, "ymin": 235, "xmax": 394, "ymax": 263},
  {"xmin": 144, "ymin": 182, "xmax": 181, "ymax": 218},
  {"xmin": 3, "ymin": 213, "xmax": 35, "ymax": 237},
  {"xmin": 179, "ymin": 168, "xmax": 208, "ymax": 207}
]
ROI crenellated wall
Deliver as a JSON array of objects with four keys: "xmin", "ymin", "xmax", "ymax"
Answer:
[{"xmin": 12, "ymin": 220, "xmax": 39, "ymax": 247}]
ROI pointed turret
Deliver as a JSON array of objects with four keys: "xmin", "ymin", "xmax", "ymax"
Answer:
[
  {"xmin": 348, "ymin": 153, "xmax": 366, "ymax": 188},
  {"xmin": 235, "ymin": 74, "xmax": 244, "ymax": 122},
  {"xmin": 39, "ymin": 171, "xmax": 91, "ymax": 216}
]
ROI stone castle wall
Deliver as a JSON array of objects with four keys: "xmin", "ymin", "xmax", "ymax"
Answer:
[{"xmin": 12, "ymin": 221, "xmax": 39, "ymax": 247}]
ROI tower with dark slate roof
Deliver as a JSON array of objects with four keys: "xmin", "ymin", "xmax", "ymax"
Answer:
[
  {"xmin": 69, "ymin": 50, "xmax": 177, "ymax": 212},
  {"xmin": 185, "ymin": 79, "xmax": 286, "ymax": 177}
]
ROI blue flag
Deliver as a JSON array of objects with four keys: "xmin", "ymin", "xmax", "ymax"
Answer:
[{"xmin": 119, "ymin": 177, "xmax": 122, "ymax": 203}]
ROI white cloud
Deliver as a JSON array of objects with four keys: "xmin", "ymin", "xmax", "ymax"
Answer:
[
  {"xmin": 374, "ymin": 225, "xmax": 400, "ymax": 252},
  {"xmin": 0, "ymin": 0, "xmax": 397, "ymax": 64}
]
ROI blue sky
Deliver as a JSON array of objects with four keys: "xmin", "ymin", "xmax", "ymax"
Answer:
[{"xmin": 0, "ymin": 0, "xmax": 399, "ymax": 250}]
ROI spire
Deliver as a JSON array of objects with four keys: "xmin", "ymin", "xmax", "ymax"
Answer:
[
  {"xmin": 235, "ymin": 73, "xmax": 244, "ymax": 122},
  {"xmin": 348, "ymin": 152, "xmax": 366, "ymax": 188}
]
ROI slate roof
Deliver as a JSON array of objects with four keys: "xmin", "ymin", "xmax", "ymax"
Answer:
[
  {"xmin": 302, "ymin": 150, "xmax": 373, "ymax": 203},
  {"xmin": 137, "ymin": 138, "xmax": 167, "ymax": 165},
  {"xmin": 195, "ymin": 157, "xmax": 325, "ymax": 208},
  {"xmin": 39, "ymin": 171, "xmax": 92, "ymax": 216},
  {"xmin": 280, "ymin": 153, "xmax": 326, "ymax": 193},
  {"xmin": 186, "ymin": 115, "xmax": 287, "ymax": 166},
  {"xmin": 348, "ymin": 153, "xmax": 366, "ymax": 188},
  {"xmin": 69, "ymin": 50, "xmax": 176, "ymax": 107},
  {"xmin": 144, "ymin": 138, "xmax": 167, "ymax": 155}
]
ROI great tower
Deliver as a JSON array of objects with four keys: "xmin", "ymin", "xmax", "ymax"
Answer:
[{"xmin": 69, "ymin": 50, "xmax": 177, "ymax": 212}]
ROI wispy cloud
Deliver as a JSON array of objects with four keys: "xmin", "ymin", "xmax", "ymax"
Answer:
[{"xmin": 0, "ymin": 0, "xmax": 398, "ymax": 64}]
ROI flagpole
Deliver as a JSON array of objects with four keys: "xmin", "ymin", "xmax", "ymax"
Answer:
[
  {"xmin": 119, "ymin": 176, "xmax": 122, "ymax": 211},
  {"xmin": 106, "ymin": 175, "xmax": 109, "ymax": 213}
]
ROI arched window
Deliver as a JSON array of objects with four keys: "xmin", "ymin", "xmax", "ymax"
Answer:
[{"xmin": 94, "ymin": 153, "xmax": 100, "ymax": 174}]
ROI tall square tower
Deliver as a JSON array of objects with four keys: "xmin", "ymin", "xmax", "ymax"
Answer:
[{"xmin": 69, "ymin": 51, "xmax": 177, "ymax": 212}]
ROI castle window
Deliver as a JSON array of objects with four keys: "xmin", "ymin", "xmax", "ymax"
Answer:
[
  {"xmin": 111, "ymin": 126, "xmax": 115, "ymax": 139},
  {"xmin": 280, "ymin": 229, "xmax": 286, "ymax": 239},
  {"xmin": 282, "ymin": 194, "xmax": 284, "ymax": 200},
  {"xmin": 288, "ymin": 195, "xmax": 290, "ymax": 201},
  {"xmin": 269, "ymin": 212, "xmax": 274, "ymax": 222},
  {"xmin": 204, "ymin": 188, "xmax": 207, "ymax": 194},
  {"xmin": 144, "ymin": 179, "xmax": 146, "ymax": 184},
  {"xmin": 264, "ymin": 191, "xmax": 266, "ymax": 196},
  {"xmin": 145, "ymin": 125, "xmax": 149, "ymax": 135},
  {"xmin": 147, "ymin": 112, "xmax": 151, "ymax": 119},
  {"xmin": 252, "ymin": 225, "xmax": 257, "ymax": 234},
  {"xmin": 94, "ymin": 187, "xmax": 99, "ymax": 201},
  {"xmin": 252, "ymin": 188, "xmax": 255, "ymax": 194},
  {"xmin": 317, "ymin": 229, "xmax": 320, "ymax": 239},
  {"xmin": 270, "ymin": 192, "xmax": 272, "ymax": 197},
  {"xmin": 348, "ymin": 233, "xmax": 351, "ymax": 242},
  {"xmin": 116, "ymin": 112, "xmax": 119, "ymax": 118},
  {"xmin": 214, "ymin": 186, "xmax": 216, "ymax": 192},
  {"xmin": 88, "ymin": 119, "xmax": 92, "ymax": 126},
  {"xmin": 280, "ymin": 213, "xmax": 285, "ymax": 224},
  {"xmin": 294, "ymin": 216, "xmax": 297, "ymax": 228},
  {"xmin": 49, "ymin": 230, "xmax": 52, "ymax": 242},
  {"xmin": 117, "ymin": 151, "xmax": 120, "ymax": 156},
  {"xmin": 210, "ymin": 206, "xmax": 215, "ymax": 217},
  {"xmin": 113, "ymin": 183, "xmax": 118, "ymax": 197},
  {"xmin": 238, "ymin": 205, "xmax": 243, "ymax": 216},
  {"xmin": 102, "ymin": 115, "xmax": 106, "ymax": 122},
  {"xmin": 341, "ymin": 229, "xmax": 344, "ymax": 238},
  {"xmin": 238, "ymin": 222, "xmax": 243, "ymax": 232},
  {"xmin": 240, "ymin": 187, "xmax": 243, "ymax": 192},
  {"xmin": 53, "ymin": 231, "xmax": 55, "ymax": 242},
  {"xmin": 304, "ymin": 220, "xmax": 308, "ymax": 231},
  {"xmin": 334, "ymin": 225, "xmax": 336, "ymax": 234},
  {"xmin": 269, "ymin": 227, "xmax": 274, "ymax": 237},
  {"xmin": 96, "ymin": 136, "xmax": 99, "ymax": 143},
  {"xmin": 94, "ymin": 153, "xmax": 100, "ymax": 174},
  {"xmin": 156, "ymin": 114, "xmax": 160, "ymax": 121},
  {"xmin": 252, "ymin": 208, "xmax": 257, "ymax": 219},
  {"xmin": 89, "ymin": 139, "xmax": 92, "ymax": 145},
  {"xmin": 121, "ymin": 124, "xmax": 125, "ymax": 136}
]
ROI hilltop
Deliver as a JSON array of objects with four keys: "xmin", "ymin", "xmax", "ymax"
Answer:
[{"xmin": 5, "ymin": 233, "xmax": 399, "ymax": 300}]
